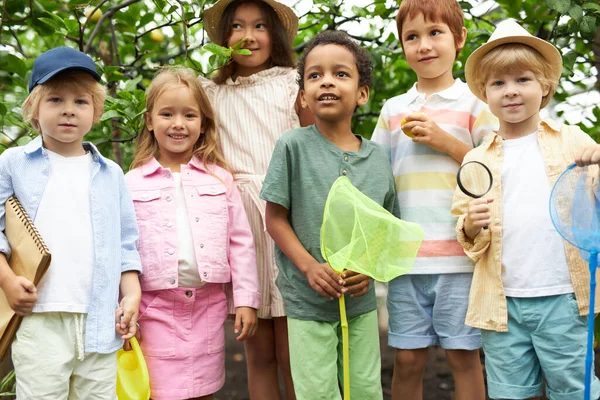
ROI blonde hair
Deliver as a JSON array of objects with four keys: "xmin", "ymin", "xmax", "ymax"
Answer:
[
  {"xmin": 131, "ymin": 68, "xmax": 229, "ymax": 172},
  {"xmin": 473, "ymin": 43, "xmax": 558, "ymax": 109},
  {"xmin": 21, "ymin": 70, "xmax": 106, "ymax": 132}
]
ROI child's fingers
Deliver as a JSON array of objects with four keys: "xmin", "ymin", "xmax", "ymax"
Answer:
[
  {"xmin": 236, "ymin": 319, "xmax": 250, "ymax": 341},
  {"xmin": 234, "ymin": 311, "xmax": 242, "ymax": 335},
  {"xmin": 342, "ymin": 272, "xmax": 368, "ymax": 286},
  {"xmin": 123, "ymin": 339, "xmax": 132, "ymax": 351}
]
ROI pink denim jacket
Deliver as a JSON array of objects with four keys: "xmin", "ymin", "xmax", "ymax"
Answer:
[{"xmin": 125, "ymin": 157, "xmax": 260, "ymax": 309}]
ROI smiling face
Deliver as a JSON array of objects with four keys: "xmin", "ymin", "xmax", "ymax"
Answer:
[
  {"xmin": 37, "ymin": 85, "xmax": 95, "ymax": 156},
  {"xmin": 145, "ymin": 85, "xmax": 202, "ymax": 167},
  {"xmin": 227, "ymin": 2, "xmax": 272, "ymax": 77},
  {"xmin": 400, "ymin": 12, "xmax": 465, "ymax": 91},
  {"xmin": 300, "ymin": 44, "xmax": 369, "ymax": 124},
  {"xmin": 485, "ymin": 69, "xmax": 548, "ymax": 138}
]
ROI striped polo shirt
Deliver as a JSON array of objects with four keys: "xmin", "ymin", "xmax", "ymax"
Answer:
[{"xmin": 372, "ymin": 79, "xmax": 498, "ymax": 274}]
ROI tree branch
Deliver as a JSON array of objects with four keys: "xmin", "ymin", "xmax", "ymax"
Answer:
[{"xmin": 84, "ymin": 0, "xmax": 141, "ymax": 54}]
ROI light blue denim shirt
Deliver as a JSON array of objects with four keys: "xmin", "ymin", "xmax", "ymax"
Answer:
[{"xmin": 0, "ymin": 136, "xmax": 141, "ymax": 354}]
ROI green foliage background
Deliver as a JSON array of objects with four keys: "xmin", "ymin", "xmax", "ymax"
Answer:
[{"xmin": 0, "ymin": 0, "xmax": 598, "ymax": 170}]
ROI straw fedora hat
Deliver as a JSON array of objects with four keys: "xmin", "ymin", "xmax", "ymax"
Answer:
[
  {"xmin": 203, "ymin": 0, "xmax": 298, "ymax": 44},
  {"xmin": 465, "ymin": 19, "xmax": 563, "ymax": 102}
]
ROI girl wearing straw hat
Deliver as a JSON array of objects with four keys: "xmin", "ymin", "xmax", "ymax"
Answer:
[
  {"xmin": 452, "ymin": 19, "xmax": 600, "ymax": 400},
  {"xmin": 200, "ymin": 1, "xmax": 310, "ymax": 398}
]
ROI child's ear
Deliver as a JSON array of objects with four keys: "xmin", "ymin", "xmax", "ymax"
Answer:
[
  {"xmin": 356, "ymin": 86, "xmax": 370, "ymax": 107},
  {"xmin": 143, "ymin": 112, "xmax": 153, "ymax": 131},
  {"xmin": 457, "ymin": 27, "xmax": 467, "ymax": 51},
  {"xmin": 299, "ymin": 89, "xmax": 308, "ymax": 109}
]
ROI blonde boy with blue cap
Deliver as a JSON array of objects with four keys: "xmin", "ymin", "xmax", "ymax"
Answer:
[
  {"xmin": 0, "ymin": 47, "xmax": 142, "ymax": 399},
  {"xmin": 452, "ymin": 19, "xmax": 600, "ymax": 399}
]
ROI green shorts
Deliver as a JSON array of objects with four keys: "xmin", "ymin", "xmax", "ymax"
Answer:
[{"xmin": 287, "ymin": 309, "xmax": 382, "ymax": 400}]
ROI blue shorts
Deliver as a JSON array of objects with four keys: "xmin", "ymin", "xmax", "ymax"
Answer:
[
  {"xmin": 482, "ymin": 294, "xmax": 600, "ymax": 400},
  {"xmin": 387, "ymin": 273, "xmax": 481, "ymax": 350}
]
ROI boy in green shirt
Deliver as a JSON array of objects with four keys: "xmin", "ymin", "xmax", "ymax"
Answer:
[{"xmin": 260, "ymin": 30, "xmax": 399, "ymax": 400}]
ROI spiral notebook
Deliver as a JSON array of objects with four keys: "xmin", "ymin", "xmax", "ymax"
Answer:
[{"xmin": 0, "ymin": 196, "xmax": 51, "ymax": 359}]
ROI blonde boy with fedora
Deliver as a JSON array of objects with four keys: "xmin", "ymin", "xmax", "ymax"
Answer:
[{"xmin": 451, "ymin": 19, "xmax": 600, "ymax": 399}]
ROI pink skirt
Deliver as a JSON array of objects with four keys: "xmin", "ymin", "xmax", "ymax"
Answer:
[{"xmin": 138, "ymin": 284, "xmax": 227, "ymax": 400}]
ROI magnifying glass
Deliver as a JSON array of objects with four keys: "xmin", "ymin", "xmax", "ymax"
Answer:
[{"xmin": 456, "ymin": 161, "xmax": 493, "ymax": 229}]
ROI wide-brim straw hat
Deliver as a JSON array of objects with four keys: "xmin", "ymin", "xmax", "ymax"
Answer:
[
  {"xmin": 465, "ymin": 19, "xmax": 563, "ymax": 102},
  {"xmin": 203, "ymin": 0, "xmax": 298, "ymax": 44}
]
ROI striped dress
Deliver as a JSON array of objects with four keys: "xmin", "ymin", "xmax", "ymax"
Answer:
[
  {"xmin": 200, "ymin": 67, "xmax": 300, "ymax": 318},
  {"xmin": 372, "ymin": 79, "xmax": 498, "ymax": 274}
]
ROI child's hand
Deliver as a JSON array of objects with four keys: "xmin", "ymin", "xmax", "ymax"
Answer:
[
  {"xmin": 464, "ymin": 197, "xmax": 494, "ymax": 239},
  {"xmin": 575, "ymin": 144, "xmax": 600, "ymax": 167},
  {"xmin": 0, "ymin": 274, "xmax": 37, "ymax": 316},
  {"xmin": 402, "ymin": 112, "xmax": 451, "ymax": 153},
  {"xmin": 234, "ymin": 306, "xmax": 257, "ymax": 341},
  {"xmin": 303, "ymin": 261, "xmax": 346, "ymax": 300},
  {"xmin": 122, "ymin": 328, "xmax": 142, "ymax": 351},
  {"xmin": 115, "ymin": 294, "xmax": 141, "ymax": 340},
  {"xmin": 341, "ymin": 270, "xmax": 370, "ymax": 297}
]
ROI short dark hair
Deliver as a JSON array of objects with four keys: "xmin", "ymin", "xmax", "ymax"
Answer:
[{"xmin": 297, "ymin": 30, "xmax": 373, "ymax": 90}]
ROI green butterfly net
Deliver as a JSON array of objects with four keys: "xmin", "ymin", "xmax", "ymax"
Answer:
[{"xmin": 320, "ymin": 176, "xmax": 424, "ymax": 399}]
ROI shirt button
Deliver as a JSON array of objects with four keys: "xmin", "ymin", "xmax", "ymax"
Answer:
[
  {"xmin": 186, "ymin": 171, "xmax": 190, "ymax": 175},
  {"xmin": 495, "ymin": 256, "xmax": 499, "ymax": 261},
  {"xmin": 185, "ymin": 290, "xmax": 193, "ymax": 298},
  {"xmin": 167, "ymin": 248, "xmax": 174, "ymax": 255},
  {"xmin": 344, "ymin": 155, "xmax": 349, "ymax": 162},
  {"xmin": 190, "ymin": 193, "xmax": 194, "ymax": 198},
  {"xmin": 166, "ymin": 195, "xmax": 172, "ymax": 202},
  {"xmin": 166, "ymin": 221, "xmax": 173, "ymax": 227},
  {"xmin": 200, "ymin": 243, "xmax": 204, "ymax": 248},
  {"xmin": 165, "ymin": 172, "xmax": 171, "ymax": 178},
  {"xmin": 495, "ymin": 218, "xmax": 501, "ymax": 224},
  {"xmin": 169, "ymin": 278, "xmax": 175, "ymax": 284},
  {"xmin": 342, "ymin": 169, "xmax": 347, "ymax": 176},
  {"xmin": 203, "ymin": 272, "xmax": 208, "ymax": 278},
  {"xmin": 195, "ymin": 217, "xmax": 200, "ymax": 222},
  {"xmin": 141, "ymin": 194, "xmax": 147, "ymax": 199}
]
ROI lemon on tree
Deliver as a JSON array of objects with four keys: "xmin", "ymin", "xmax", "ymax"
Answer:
[
  {"xmin": 150, "ymin": 30, "xmax": 164, "ymax": 43},
  {"xmin": 84, "ymin": 7, "xmax": 102, "ymax": 23}
]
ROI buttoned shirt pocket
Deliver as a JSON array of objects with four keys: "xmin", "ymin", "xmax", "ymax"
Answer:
[
  {"xmin": 189, "ymin": 185, "xmax": 229, "ymax": 267},
  {"xmin": 131, "ymin": 190, "xmax": 163, "ymax": 275}
]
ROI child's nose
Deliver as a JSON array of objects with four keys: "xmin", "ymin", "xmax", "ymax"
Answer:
[
  {"xmin": 418, "ymin": 37, "xmax": 432, "ymax": 51},
  {"xmin": 61, "ymin": 105, "xmax": 75, "ymax": 116}
]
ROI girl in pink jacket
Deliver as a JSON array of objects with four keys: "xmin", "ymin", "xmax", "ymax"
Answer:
[{"xmin": 125, "ymin": 68, "xmax": 260, "ymax": 400}]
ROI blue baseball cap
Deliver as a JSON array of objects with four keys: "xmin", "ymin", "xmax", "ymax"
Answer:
[{"xmin": 28, "ymin": 46, "xmax": 101, "ymax": 92}]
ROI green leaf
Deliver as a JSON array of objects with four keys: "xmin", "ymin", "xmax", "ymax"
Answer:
[
  {"xmin": 545, "ymin": 0, "xmax": 571, "ymax": 14},
  {"xmin": 0, "ymin": 103, "xmax": 6, "ymax": 116},
  {"xmin": 0, "ymin": 53, "xmax": 27, "ymax": 78},
  {"xmin": 230, "ymin": 38, "xmax": 247, "ymax": 51},
  {"xmin": 17, "ymin": 135, "xmax": 32, "ymax": 146},
  {"xmin": 124, "ymin": 75, "xmax": 143, "ymax": 92},
  {"xmin": 580, "ymin": 15, "xmax": 598, "ymax": 39},
  {"xmin": 582, "ymin": 3, "xmax": 600, "ymax": 14},
  {"xmin": 100, "ymin": 110, "xmax": 122, "ymax": 121},
  {"xmin": 203, "ymin": 43, "xmax": 232, "ymax": 57},
  {"xmin": 38, "ymin": 17, "xmax": 62, "ymax": 31},
  {"xmin": 568, "ymin": 4, "xmax": 583, "ymax": 21},
  {"xmin": 234, "ymin": 49, "xmax": 251, "ymax": 55}
]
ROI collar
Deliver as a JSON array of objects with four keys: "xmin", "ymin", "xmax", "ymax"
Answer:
[
  {"xmin": 140, "ymin": 156, "xmax": 208, "ymax": 177},
  {"xmin": 24, "ymin": 135, "xmax": 105, "ymax": 165},
  {"xmin": 480, "ymin": 117, "xmax": 563, "ymax": 151},
  {"xmin": 405, "ymin": 79, "xmax": 466, "ymax": 105}
]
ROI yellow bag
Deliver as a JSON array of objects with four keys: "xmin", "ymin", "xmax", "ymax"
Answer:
[
  {"xmin": 117, "ymin": 337, "xmax": 151, "ymax": 400},
  {"xmin": 320, "ymin": 176, "xmax": 423, "ymax": 400}
]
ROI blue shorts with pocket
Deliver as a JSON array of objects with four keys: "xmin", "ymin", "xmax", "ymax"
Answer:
[
  {"xmin": 387, "ymin": 273, "xmax": 481, "ymax": 350},
  {"xmin": 482, "ymin": 294, "xmax": 600, "ymax": 400}
]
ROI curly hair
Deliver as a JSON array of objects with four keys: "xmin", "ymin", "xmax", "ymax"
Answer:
[{"xmin": 297, "ymin": 30, "xmax": 373, "ymax": 90}]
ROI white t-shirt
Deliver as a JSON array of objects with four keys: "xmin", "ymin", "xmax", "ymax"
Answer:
[
  {"xmin": 33, "ymin": 150, "xmax": 94, "ymax": 312},
  {"xmin": 501, "ymin": 132, "xmax": 573, "ymax": 297},
  {"xmin": 173, "ymin": 172, "xmax": 204, "ymax": 288}
]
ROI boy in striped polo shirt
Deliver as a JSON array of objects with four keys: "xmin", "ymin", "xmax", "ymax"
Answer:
[{"xmin": 372, "ymin": 0, "xmax": 496, "ymax": 398}]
